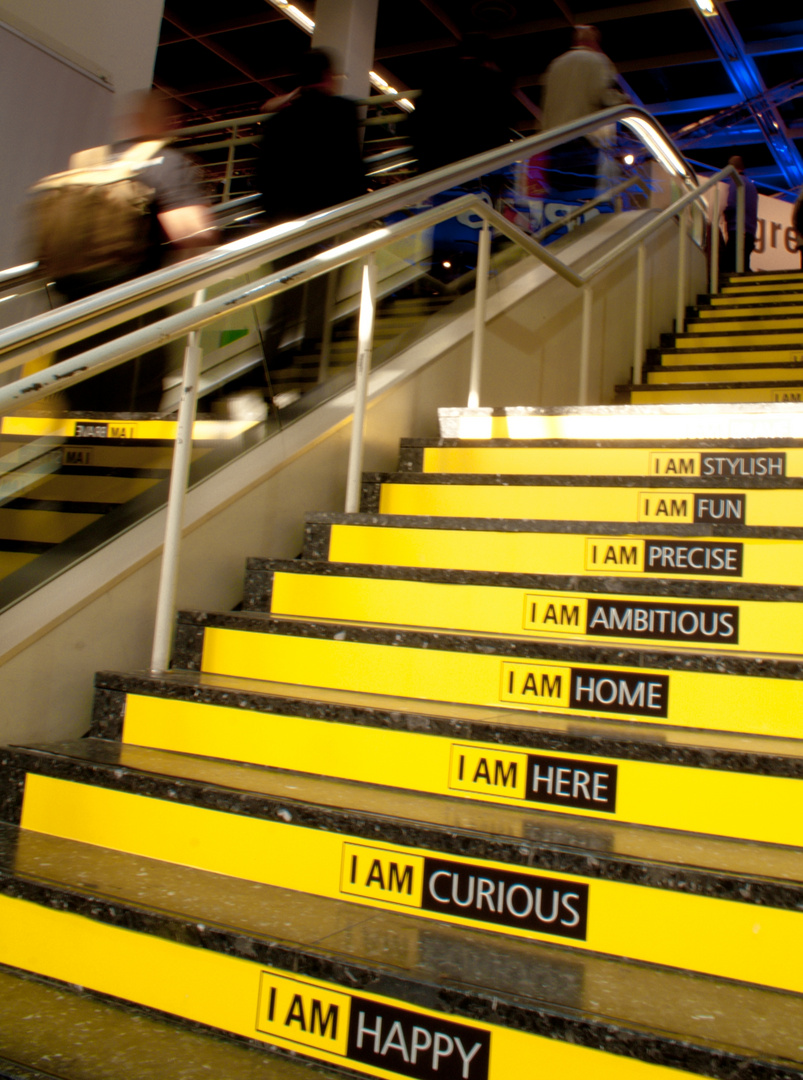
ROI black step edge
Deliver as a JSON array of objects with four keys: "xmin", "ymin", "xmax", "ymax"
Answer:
[
  {"xmin": 1, "ymin": 741, "xmax": 800, "ymax": 910},
  {"xmin": 0, "ymin": 823, "xmax": 800, "ymax": 1079}
]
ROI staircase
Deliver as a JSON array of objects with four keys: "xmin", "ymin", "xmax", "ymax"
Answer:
[
  {"xmin": 631, "ymin": 269, "xmax": 803, "ymax": 405},
  {"xmin": 0, "ymin": 270, "xmax": 801, "ymax": 1079},
  {"xmin": 0, "ymin": 415, "xmax": 257, "ymax": 589}
]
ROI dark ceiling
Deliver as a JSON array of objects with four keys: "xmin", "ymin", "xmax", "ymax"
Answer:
[{"xmin": 155, "ymin": 0, "xmax": 803, "ymax": 195}]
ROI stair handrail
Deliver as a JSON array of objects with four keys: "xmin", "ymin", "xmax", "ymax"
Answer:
[
  {"xmin": 0, "ymin": 105, "xmax": 707, "ymax": 671},
  {"xmin": 0, "ymin": 104, "xmax": 692, "ymax": 378}
]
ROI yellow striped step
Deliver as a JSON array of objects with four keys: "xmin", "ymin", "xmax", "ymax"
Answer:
[
  {"xmin": 698, "ymin": 301, "xmax": 803, "ymax": 319},
  {"xmin": 674, "ymin": 330, "xmax": 803, "ymax": 349},
  {"xmin": 97, "ymin": 668, "xmax": 803, "ymax": 847},
  {"xmin": 0, "ymin": 824, "xmax": 796, "ymax": 1080},
  {"xmin": 656, "ymin": 346, "xmax": 803, "ymax": 365},
  {"xmin": 0, "ymin": 950, "xmax": 337, "ymax": 1080},
  {"xmin": 719, "ymin": 283, "xmax": 803, "ymax": 297},
  {"xmin": 242, "ymin": 559, "xmax": 803, "ymax": 657},
  {"xmin": 688, "ymin": 314, "xmax": 803, "ymax": 332},
  {"xmin": 304, "ymin": 513, "xmax": 803, "ymax": 587},
  {"xmin": 721, "ymin": 271, "xmax": 803, "ymax": 286},
  {"xmin": 397, "ymin": 439, "xmax": 801, "ymax": 478},
  {"xmin": 646, "ymin": 364, "xmax": 803, "ymax": 385},
  {"xmin": 5, "ymin": 741, "xmax": 803, "ymax": 992},
  {"xmin": 630, "ymin": 383, "xmax": 803, "ymax": 405},
  {"xmin": 360, "ymin": 473, "xmax": 803, "ymax": 528},
  {"xmin": 177, "ymin": 610, "xmax": 803, "ymax": 739}
]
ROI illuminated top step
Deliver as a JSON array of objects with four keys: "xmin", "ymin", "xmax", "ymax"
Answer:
[
  {"xmin": 438, "ymin": 404, "xmax": 803, "ymax": 441},
  {"xmin": 2, "ymin": 817, "xmax": 800, "ymax": 1078}
]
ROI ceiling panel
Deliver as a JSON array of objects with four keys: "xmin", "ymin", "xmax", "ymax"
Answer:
[{"xmin": 155, "ymin": 0, "xmax": 803, "ymax": 195}]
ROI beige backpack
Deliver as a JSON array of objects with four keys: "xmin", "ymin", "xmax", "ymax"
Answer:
[{"xmin": 28, "ymin": 140, "xmax": 166, "ymax": 286}]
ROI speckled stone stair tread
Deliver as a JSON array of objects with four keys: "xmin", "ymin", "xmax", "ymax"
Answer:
[
  {"xmin": 239, "ymin": 556, "xmax": 803, "ymax": 658},
  {"xmin": 357, "ymin": 470, "xmax": 803, "ymax": 528},
  {"xmin": 170, "ymin": 605, "xmax": 803, "ymax": 742},
  {"xmin": 92, "ymin": 666, "xmax": 803, "ymax": 847},
  {"xmin": 0, "ymin": 961, "xmax": 340, "ymax": 1080},
  {"xmin": 1, "ymin": 822, "xmax": 802, "ymax": 1079},
  {"xmin": 7, "ymin": 737, "xmax": 802, "ymax": 885}
]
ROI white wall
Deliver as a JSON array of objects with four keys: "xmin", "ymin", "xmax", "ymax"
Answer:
[
  {"xmin": 0, "ymin": 2, "xmax": 164, "ymax": 269},
  {"xmin": 0, "ymin": 1, "xmax": 164, "ymax": 96}
]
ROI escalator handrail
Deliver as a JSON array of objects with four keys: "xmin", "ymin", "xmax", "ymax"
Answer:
[{"xmin": 0, "ymin": 104, "xmax": 693, "ymax": 375}]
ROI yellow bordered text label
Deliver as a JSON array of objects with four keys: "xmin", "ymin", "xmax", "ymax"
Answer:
[
  {"xmin": 449, "ymin": 744, "xmax": 617, "ymax": 813},
  {"xmin": 638, "ymin": 492, "xmax": 746, "ymax": 524},
  {"xmin": 256, "ymin": 970, "xmax": 492, "ymax": 1080},
  {"xmin": 501, "ymin": 662, "xmax": 669, "ymax": 718},
  {"xmin": 584, "ymin": 537, "xmax": 744, "ymax": 577},
  {"xmin": 340, "ymin": 843, "xmax": 589, "ymax": 942}
]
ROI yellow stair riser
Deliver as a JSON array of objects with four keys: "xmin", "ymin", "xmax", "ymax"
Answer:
[
  {"xmin": 375, "ymin": 483, "xmax": 800, "ymax": 528},
  {"xmin": 689, "ymin": 318, "xmax": 803, "ymax": 331},
  {"xmin": 18, "ymin": 775, "xmax": 803, "ymax": 993},
  {"xmin": 657, "ymin": 350, "xmax": 803, "ymax": 364},
  {"xmin": 647, "ymin": 368, "xmax": 803, "ymax": 386},
  {"xmin": 0, "ymin": 887, "xmax": 698, "ymax": 1080},
  {"xmin": 0, "ymin": 417, "xmax": 258, "ymax": 441},
  {"xmin": 326, "ymin": 524, "xmax": 803, "ymax": 587},
  {"xmin": 676, "ymin": 334, "xmax": 803, "ymax": 348},
  {"xmin": 631, "ymin": 387, "xmax": 803, "ymax": 405},
  {"xmin": 122, "ymin": 693, "xmax": 803, "ymax": 847},
  {"xmin": 660, "ymin": 352, "xmax": 803, "ymax": 367},
  {"xmin": 418, "ymin": 446, "xmax": 796, "ymax": 477},
  {"xmin": 0, "ymin": 508, "xmax": 101, "ymax": 544},
  {"xmin": 267, "ymin": 571, "xmax": 803, "ymax": 655},
  {"xmin": 720, "ymin": 284, "xmax": 803, "ymax": 296},
  {"xmin": 199, "ymin": 627, "xmax": 802, "ymax": 738},
  {"xmin": 700, "ymin": 304, "xmax": 803, "ymax": 317}
]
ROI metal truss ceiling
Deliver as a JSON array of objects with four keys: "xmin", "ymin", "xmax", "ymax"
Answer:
[{"xmin": 155, "ymin": 0, "xmax": 803, "ymax": 194}]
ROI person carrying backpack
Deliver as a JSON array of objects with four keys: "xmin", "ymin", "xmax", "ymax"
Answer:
[{"xmin": 30, "ymin": 90, "xmax": 216, "ymax": 414}]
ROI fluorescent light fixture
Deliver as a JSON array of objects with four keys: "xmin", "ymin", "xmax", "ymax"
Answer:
[
  {"xmin": 693, "ymin": 0, "xmax": 717, "ymax": 15},
  {"xmin": 267, "ymin": 2, "xmax": 415, "ymax": 109},
  {"xmin": 369, "ymin": 71, "xmax": 414, "ymax": 111}
]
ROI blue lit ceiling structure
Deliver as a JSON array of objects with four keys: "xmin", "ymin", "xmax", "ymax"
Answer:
[
  {"xmin": 155, "ymin": 0, "xmax": 803, "ymax": 195},
  {"xmin": 689, "ymin": 0, "xmax": 803, "ymax": 189}
]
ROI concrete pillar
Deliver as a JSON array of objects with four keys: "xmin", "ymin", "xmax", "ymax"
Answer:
[{"xmin": 312, "ymin": 0, "xmax": 378, "ymax": 100}]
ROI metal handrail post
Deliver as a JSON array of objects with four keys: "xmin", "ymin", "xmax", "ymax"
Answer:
[
  {"xmin": 736, "ymin": 180, "xmax": 745, "ymax": 273},
  {"xmin": 318, "ymin": 267, "xmax": 338, "ymax": 383},
  {"xmin": 468, "ymin": 217, "xmax": 492, "ymax": 408},
  {"xmin": 222, "ymin": 122, "xmax": 238, "ymax": 202},
  {"xmin": 579, "ymin": 285, "xmax": 593, "ymax": 405},
  {"xmin": 633, "ymin": 241, "xmax": 647, "ymax": 386},
  {"xmin": 710, "ymin": 183, "xmax": 721, "ymax": 294},
  {"xmin": 676, "ymin": 207, "xmax": 689, "ymax": 334},
  {"xmin": 150, "ymin": 289, "xmax": 206, "ymax": 673},
  {"xmin": 345, "ymin": 255, "xmax": 377, "ymax": 513}
]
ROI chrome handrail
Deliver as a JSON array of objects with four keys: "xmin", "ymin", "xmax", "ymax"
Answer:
[
  {"xmin": 0, "ymin": 104, "xmax": 714, "ymax": 671},
  {"xmin": 0, "ymin": 105, "xmax": 692, "ymax": 376}
]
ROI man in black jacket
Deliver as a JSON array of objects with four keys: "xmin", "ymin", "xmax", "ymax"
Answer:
[{"xmin": 256, "ymin": 50, "xmax": 366, "ymax": 366}]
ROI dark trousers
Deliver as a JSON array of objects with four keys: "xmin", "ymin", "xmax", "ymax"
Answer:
[
  {"xmin": 721, "ymin": 232, "xmax": 755, "ymax": 274},
  {"xmin": 57, "ymin": 273, "xmax": 169, "ymax": 414}
]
